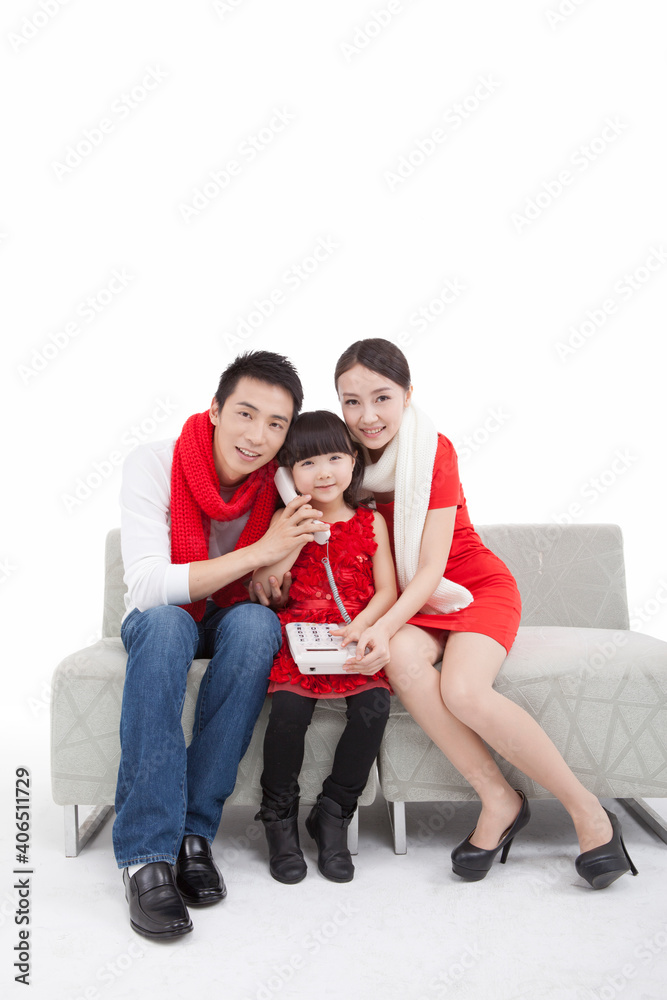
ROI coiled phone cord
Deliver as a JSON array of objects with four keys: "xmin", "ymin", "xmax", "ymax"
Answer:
[{"xmin": 321, "ymin": 540, "xmax": 352, "ymax": 624}]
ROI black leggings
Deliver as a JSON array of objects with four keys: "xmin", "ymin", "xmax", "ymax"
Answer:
[{"xmin": 260, "ymin": 688, "xmax": 391, "ymax": 816}]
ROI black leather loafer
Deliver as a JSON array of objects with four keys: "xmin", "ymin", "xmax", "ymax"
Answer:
[
  {"xmin": 123, "ymin": 862, "xmax": 193, "ymax": 939},
  {"xmin": 175, "ymin": 835, "xmax": 227, "ymax": 906}
]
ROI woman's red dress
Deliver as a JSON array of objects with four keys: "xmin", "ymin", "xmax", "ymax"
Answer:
[{"xmin": 375, "ymin": 434, "xmax": 521, "ymax": 654}]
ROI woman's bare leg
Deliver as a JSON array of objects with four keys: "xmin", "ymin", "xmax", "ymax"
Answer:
[
  {"xmin": 387, "ymin": 626, "xmax": 613, "ymax": 853},
  {"xmin": 439, "ymin": 632, "xmax": 612, "ymax": 852},
  {"xmin": 386, "ymin": 626, "xmax": 525, "ymax": 850}
]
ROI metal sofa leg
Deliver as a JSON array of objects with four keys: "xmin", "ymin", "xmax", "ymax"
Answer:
[
  {"xmin": 348, "ymin": 809, "xmax": 359, "ymax": 855},
  {"xmin": 386, "ymin": 800, "xmax": 407, "ymax": 854},
  {"xmin": 618, "ymin": 798, "xmax": 667, "ymax": 845},
  {"xmin": 64, "ymin": 805, "xmax": 113, "ymax": 857}
]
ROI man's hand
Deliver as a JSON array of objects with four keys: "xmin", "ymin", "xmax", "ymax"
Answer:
[{"xmin": 253, "ymin": 494, "xmax": 325, "ymax": 567}]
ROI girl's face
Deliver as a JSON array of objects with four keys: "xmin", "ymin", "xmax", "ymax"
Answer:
[
  {"xmin": 291, "ymin": 451, "xmax": 356, "ymax": 506},
  {"xmin": 336, "ymin": 363, "xmax": 412, "ymax": 458}
]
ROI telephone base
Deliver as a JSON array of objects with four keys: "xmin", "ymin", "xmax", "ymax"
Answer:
[{"xmin": 286, "ymin": 622, "xmax": 360, "ymax": 674}]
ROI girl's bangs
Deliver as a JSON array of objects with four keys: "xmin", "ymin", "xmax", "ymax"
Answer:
[{"xmin": 281, "ymin": 411, "xmax": 356, "ymax": 466}]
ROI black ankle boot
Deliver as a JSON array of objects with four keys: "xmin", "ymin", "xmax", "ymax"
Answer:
[
  {"xmin": 305, "ymin": 793, "xmax": 355, "ymax": 883},
  {"xmin": 255, "ymin": 801, "xmax": 307, "ymax": 885}
]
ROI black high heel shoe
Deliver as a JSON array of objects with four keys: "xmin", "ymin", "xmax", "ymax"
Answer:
[
  {"xmin": 451, "ymin": 790, "xmax": 531, "ymax": 882},
  {"xmin": 575, "ymin": 809, "xmax": 638, "ymax": 889}
]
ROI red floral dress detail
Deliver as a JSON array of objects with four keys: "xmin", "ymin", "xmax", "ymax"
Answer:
[{"xmin": 268, "ymin": 505, "xmax": 391, "ymax": 697}]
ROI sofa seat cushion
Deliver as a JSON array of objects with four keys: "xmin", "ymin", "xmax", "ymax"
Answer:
[
  {"xmin": 50, "ymin": 639, "xmax": 376, "ymax": 808},
  {"xmin": 378, "ymin": 626, "xmax": 667, "ymax": 802}
]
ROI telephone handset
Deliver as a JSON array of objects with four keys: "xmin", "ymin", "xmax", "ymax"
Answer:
[{"xmin": 274, "ymin": 467, "xmax": 331, "ymax": 544}]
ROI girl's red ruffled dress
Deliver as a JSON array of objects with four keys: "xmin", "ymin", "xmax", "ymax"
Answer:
[{"xmin": 268, "ymin": 505, "xmax": 392, "ymax": 699}]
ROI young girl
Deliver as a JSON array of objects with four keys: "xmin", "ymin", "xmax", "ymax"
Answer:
[
  {"xmin": 333, "ymin": 338, "xmax": 637, "ymax": 889},
  {"xmin": 252, "ymin": 410, "xmax": 396, "ymax": 884}
]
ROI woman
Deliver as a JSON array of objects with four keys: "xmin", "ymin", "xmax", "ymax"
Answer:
[{"xmin": 333, "ymin": 337, "xmax": 637, "ymax": 888}]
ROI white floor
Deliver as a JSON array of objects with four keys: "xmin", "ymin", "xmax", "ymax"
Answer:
[{"xmin": 18, "ymin": 792, "xmax": 667, "ymax": 1000}]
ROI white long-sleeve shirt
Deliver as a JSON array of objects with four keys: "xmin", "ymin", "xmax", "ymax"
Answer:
[{"xmin": 120, "ymin": 439, "xmax": 250, "ymax": 619}]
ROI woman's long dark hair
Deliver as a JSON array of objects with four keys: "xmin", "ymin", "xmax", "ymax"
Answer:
[
  {"xmin": 278, "ymin": 410, "xmax": 367, "ymax": 509},
  {"xmin": 334, "ymin": 338, "xmax": 411, "ymax": 392}
]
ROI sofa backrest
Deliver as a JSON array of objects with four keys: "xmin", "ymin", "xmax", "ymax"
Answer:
[
  {"xmin": 476, "ymin": 523, "xmax": 628, "ymax": 629},
  {"xmin": 102, "ymin": 522, "xmax": 629, "ymax": 638},
  {"xmin": 103, "ymin": 529, "xmax": 126, "ymax": 638}
]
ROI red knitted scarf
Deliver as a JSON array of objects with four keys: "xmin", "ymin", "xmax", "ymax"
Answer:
[{"xmin": 170, "ymin": 410, "xmax": 278, "ymax": 620}]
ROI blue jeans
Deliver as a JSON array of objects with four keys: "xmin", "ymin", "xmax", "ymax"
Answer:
[{"xmin": 112, "ymin": 600, "xmax": 281, "ymax": 868}]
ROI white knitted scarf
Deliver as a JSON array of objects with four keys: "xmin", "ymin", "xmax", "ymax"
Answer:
[{"xmin": 361, "ymin": 404, "xmax": 473, "ymax": 615}]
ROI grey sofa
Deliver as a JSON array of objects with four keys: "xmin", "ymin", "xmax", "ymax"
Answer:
[
  {"xmin": 378, "ymin": 523, "xmax": 667, "ymax": 851},
  {"xmin": 50, "ymin": 529, "xmax": 376, "ymax": 856},
  {"xmin": 50, "ymin": 524, "xmax": 667, "ymax": 856}
]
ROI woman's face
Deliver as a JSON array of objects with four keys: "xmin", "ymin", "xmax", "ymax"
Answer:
[{"xmin": 336, "ymin": 363, "xmax": 412, "ymax": 459}]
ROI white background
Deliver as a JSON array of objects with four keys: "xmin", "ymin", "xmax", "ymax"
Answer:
[{"xmin": 1, "ymin": 0, "xmax": 666, "ymax": 996}]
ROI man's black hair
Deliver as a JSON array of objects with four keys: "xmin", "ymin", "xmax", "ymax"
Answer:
[{"xmin": 215, "ymin": 350, "xmax": 303, "ymax": 418}]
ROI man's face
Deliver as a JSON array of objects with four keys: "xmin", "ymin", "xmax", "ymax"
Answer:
[{"xmin": 209, "ymin": 377, "xmax": 293, "ymax": 486}]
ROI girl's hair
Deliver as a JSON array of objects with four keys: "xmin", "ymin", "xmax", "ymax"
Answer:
[
  {"xmin": 278, "ymin": 410, "xmax": 367, "ymax": 509},
  {"xmin": 334, "ymin": 338, "xmax": 411, "ymax": 393}
]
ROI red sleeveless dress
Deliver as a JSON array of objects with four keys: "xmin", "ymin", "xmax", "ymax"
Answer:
[
  {"xmin": 376, "ymin": 434, "xmax": 522, "ymax": 654},
  {"xmin": 268, "ymin": 505, "xmax": 392, "ymax": 699}
]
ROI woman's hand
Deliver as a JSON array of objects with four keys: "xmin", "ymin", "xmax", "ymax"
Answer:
[{"xmin": 332, "ymin": 621, "xmax": 391, "ymax": 675}]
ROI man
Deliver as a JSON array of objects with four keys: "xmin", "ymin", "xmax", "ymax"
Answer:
[{"xmin": 114, "ymin": 350, "xmax": 321, "ymax": 939}]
